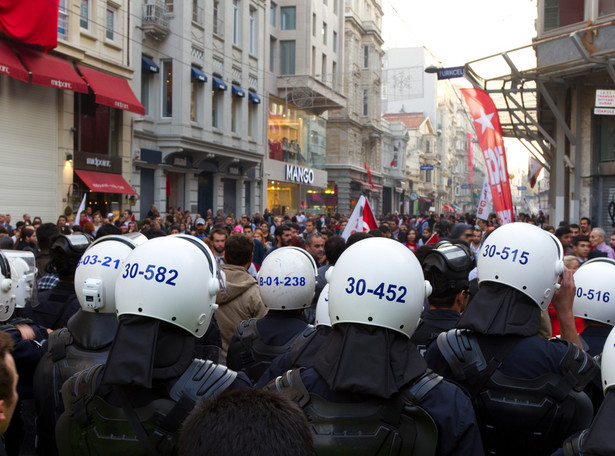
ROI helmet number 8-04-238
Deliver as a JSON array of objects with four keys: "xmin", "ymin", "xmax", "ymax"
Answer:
[
  {"xmin": 122, "ymin": 262, "xmax": 179, "ymax": 286},
  {"xmin": 259, "ymin": 276, "xmax": 306, "ymax": 286},
  {"xmin": 345, "ymin": 277, "xmax": 407, "ymax": 303}
]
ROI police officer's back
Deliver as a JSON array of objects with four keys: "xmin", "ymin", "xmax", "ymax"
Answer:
[
  {"xmin": 55, "ymin": 235, "xmax": 248, "ymax": 455},
  {"xmin": 268, "ymin": 238, "xmax": 484, "ymax": 455},
  {"xmin": 425, "ymin": 223, "xmax": 598, "ymax": 456},
  {"xmin": 227, "ymin": 246, "xmax": 317, "ymax": 383},
  {"xmin": 33, "ymin": 233, "xmax": 146, "ymax": 456}
]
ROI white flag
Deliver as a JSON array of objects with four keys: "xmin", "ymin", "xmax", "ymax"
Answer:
[
  {"xmin": 476, "ymin": 178, "xmax": 492, "ymax": 221},
  {"xmin": 73, "ymin": 194, "xmax": 87, "ymax": 226}
]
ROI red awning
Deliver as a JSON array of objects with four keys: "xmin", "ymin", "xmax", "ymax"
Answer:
[
  {"xmin": 75, "ymin": 169, "xmax": 137, "ymax": 195},
  {"xmin": 77, "ymin": 65, "xmax": 145, "ymax": 115},
  {"xmin": 16, "ymin": 45, "xmax": 88, "ymax": 93},
  {"xmin": 0, "ymin": 40, "xmax": 29, "ymax": 82},
  {"xmin": 353, "ymin": 179, "xmax": 383, "ymax": 191}
]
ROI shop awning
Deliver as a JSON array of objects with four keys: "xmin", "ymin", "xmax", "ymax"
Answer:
[
  {"xmin": 353, "ymin": 179, "xmax": 383, "ymax": 191},
  {"xmin": 442, "ymin": 204, "xmax": 454, "ymax": 212},
  {"xmin": 77, "ymin": 65, "xmax": 145, "ymax": 115},
  {"xmin": 0, "ymin": 40, "xmax": 29, "ymax": 82},
  {"xmin": 212, "ymin": 76, "xmax": 227, "ymax": 90},
  {"xmin": 142, "ymin": 56, "xmax": 159, "ymax": 73},
  {"xmin": 16, "ymin": 45, "xmax": 88, "ymax": 93},
  {"xmin": 231, "ymin": 84, "xmax": 245, "ymax": 97},
  {"xmin": 191, "ymin": 67, "xmax": 206, "ymax": 82},
  {"xmin": 248, "ymin": 91, "xmax": 261, "ymax": 104},
  {"xmin": 75, "ymin": 169, "xmax": 137, "ymax": 195}
]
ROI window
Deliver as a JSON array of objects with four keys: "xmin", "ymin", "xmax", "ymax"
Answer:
[
  {"xmin": 425, "ymin": 140, "xmax": 430, "ymax": 153},
  {"xmin": 165, "ymin": 0, "xmax": 174, "ymax": 13},
  {"xmin": 281, "ymin": 6, "xmax": 296, "ymax": 30},
  {"xmin": 362, "ymin": 44, "xmax": 369, "ymax": 69},
  {"xmin": 269, "ymin": 38, "xmax": 276, "ymax": 72},
  {"xmin": 231, "ymin": 95, "xmax": 238, "ymax": 133},
  {"xmin": 80, "ymin": 0, "xmax": 90, "ymax": 30},
  {"xmin": 312, "ymin": 13, "xmax": 316, "ymax": 36},
  {"xmin": 333, "ymin": 0, "xmax": 338, "ymax": 15},
  {"xmin": 322, "ymin": 22, "xmax": 327, "ymax": 45},
  {"xmin": 74, "ymin": 93, "xmax": 119, "ymax": 156},
  {"xmin": 311, "ymin": 46, "xmax": 316, "ymax": 76},
  {"xmin": 232, "ymin": 0, "xmax": 240, "ymax": 46},
  {"xmin": 332, "ymin": 61, "xmax": 337, "ymax": 88},
  {"xmin": 162, "ymin": 60, "xmax": 173, "ymax": 118},
  {"xmin": 425, "ymin": 168, "xmax": 432, "ymax": 183},
  {"xmin": 212, "ymin": 89, "xmax": 223, "ymax": 128},
  {"xmin": 248, "ymin": 100, "xmax": 256, "ymax": 138},
  {"xmin": 597, "ymin": 115, "xmax": 615, "ymax": 161},
  {"xmin": 249, "ymin": 7, "xmax": 257, "ymax": 54},
  {"xmin": 58, "ymin": 0, "xmax": 68, "ymax": 39},
  {"xmin": 106, "ymin": 6, "xmax": 116, "ymax": 40},
  {"xmin": 599, "ymin": 0, "xmax": 615, "ymax": 17},
  {"xmin": 270, "ymin": 3, "xmax": 276, "ymax": 26},
  {"xmin": 192, "ymin": 0, "xmax": 203, "ymax": 23},
  {"xmin": 280, "ymin": 41, "xmax": 295, "ymax": 75},
  {"xmin": 362, "ymin": 88, "xmax": 368, "ymax": 116},
  {"xmin": 544, "ymin": 0, "xmax": 584, "ymax": 32},
  {"xmin": 191, "ymin": 79, "xmax": 198, "ymax": 121},
  {"xmin": 213, "ymin": 0, "xmax": 222, "ymax": 35},
  {"xmin": 321, "ymin": 54, "xmax": 326, "ymax": 83},
  {"xmin": 141, "ymin": 71, "xmax": 152, "ymax": 116},
  {"xmin": 332, "ymin": 31, "xmax": 337, "ymax": 52}
]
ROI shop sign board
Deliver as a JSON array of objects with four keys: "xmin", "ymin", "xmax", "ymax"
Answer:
[
  {"xmin": 596, "ymin": 89, "xmax": 615, "ymax": 107},
  {"xmin": 286, "ymin": 165, "xmax": 315, "ymax": 184}
]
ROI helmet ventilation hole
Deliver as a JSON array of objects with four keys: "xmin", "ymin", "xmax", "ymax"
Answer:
[
  {"xmin": 336, "ymin": 316, "xmax": 339, "ymax": 320},
  {"xmin": 400, "ymin": 324, "xmax": 404, "ymax": 329},
  {"xmin": 495, "ymin": 275, "xmax": 499, "ymax": 280},
  {"xmin": 138, "ymin": 307, "xmax": 143, "ymax": 312},
  {"xmin": 368, "ymin": 317, "xmax": 373, "ymax": 322},
  {"xmin": 281, "ymin": 305, "xmax": 286, "ymax": 309},
  {"xmin": 172, "ymin": 316, "xmax": 177, "ymax": 321},
  {"xmin": 195, "ymin": 328, "xmax": 199, "ymax": 333},
  {"xmin": 523, "ymin": 286, "xmax": 527, "ymax": 290}
]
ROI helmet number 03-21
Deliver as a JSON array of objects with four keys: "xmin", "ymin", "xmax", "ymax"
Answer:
[
  {"xmin": 576, "ymin": 287, "xmax": 610, "ymax": 302},
  {"xmin": 481, "ymin": 245, "xmax": 529, "ymax": 264},
  {"xmin": 345, "ymin": 277, "xmax": 407, "ymax": 303},
  {"xmin": 259, "ymin": 276, "xmax": 306, "ymax": 286},
  {"xmin": 122, "ymin": 262, "xmax": 179, "ymax": 286},
  {"xmin": 78, "ymin": 255, "xmax": 121, "ymax": 269}
]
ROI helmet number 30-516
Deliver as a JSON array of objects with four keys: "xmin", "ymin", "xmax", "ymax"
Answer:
[{"xmin": 345, "ymin": 277, "xmax": 407, "ymax": 303}]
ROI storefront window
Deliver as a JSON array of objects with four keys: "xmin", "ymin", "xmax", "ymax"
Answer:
[
  {"xmin": 597, "ymin": 114, "xmax": 615, "ymax": 161},
  {"xmin": 544, "ymin": 0, "xmax": 584, "ymax": 32},
  {"xmin": 267, "ymin": 97, "xmax": 327, "ymax": 169}
]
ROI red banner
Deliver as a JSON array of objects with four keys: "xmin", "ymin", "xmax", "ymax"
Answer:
[
  {"xmin": 0, "ymin": 0, "xmax": 59, "ymax": 51},
  {"xmin": 466, "ymin": 131, "xmax": 474, "ymax": 185},
  {"xmin": 461, "ymin": 88, "xmax": 514, "ymax": 225}
]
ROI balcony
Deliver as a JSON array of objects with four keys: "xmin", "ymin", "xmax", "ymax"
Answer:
[
  {"xmin": 142, "ymin": 0, "xmax": 170, "ymax": 40},
  {"xmin": 277, "ymin": 75, "xmax": 346, "ymax": 115}
]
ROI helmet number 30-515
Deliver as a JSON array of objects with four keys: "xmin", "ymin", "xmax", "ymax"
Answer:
[{"xmin": 482, "ymin": 245, "xmax": 530, "ymax": 264}]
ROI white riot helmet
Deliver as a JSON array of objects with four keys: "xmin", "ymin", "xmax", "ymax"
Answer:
[
  {"xmin": 315, "ymin": 283, "xmax": 331, "ymax": 328},
  {"xmin": 477, "ymin": 222, "xmax": 564, "ymax": 310},
  {"xmin": 327, "ymin": 237, "xmax": 432, "ymax": 338},
  {"xmin": 257, "ymin": 247, "xmax": 318, "ymax": 310},
  {"xmin": 5, "ymin": 250, "xmax": 37, "ymax": 311},
  {"xmin": 75, "ymin": 233, "xmax": 147, "ymax": 313},
  {"xmin": 0, "ymin": 251, "xmax": 15, "ymax": 321},
  {"xmin": 573, "ymin": 258, "xmax": 615, "ymax": 325},
  {"xmin": 600, "ymin": 326, "xmax": 615, "ymax": 393},
  {"xmin": 115, "ymin": 234, "xmax": 222, "ymax": 337}
]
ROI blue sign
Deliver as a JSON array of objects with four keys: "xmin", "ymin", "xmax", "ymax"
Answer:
[
  {"xmin": 517, "ymin": 186, "xmax": 527, "ymax": 190},
  {"xmin": 437, "ymin": 66, "xmax": 465, "ymax": 80},
  {"xmin": 420, "ymin": 165, "xmax": 434, "ymax": 171},
  {"xmin": 461, "ymin": 184, "xmax": 472, "ymax": 189}
]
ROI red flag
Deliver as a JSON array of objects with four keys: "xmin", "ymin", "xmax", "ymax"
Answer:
[
  {"xmin": 390, "ymin": 158, "xmax": 396, "ymax": 167},
  {"xmin": 362, "ymin": 197, "xmax": 378, "ymax": 231},
  {"xmin": 365, "ymin": 162, "xmax": 374, "ymax": 189},
  {"xmin": 0, "ymin": 0, "xmax": 59, "ymax": 51},
  {"xmin": 425, "ymin": 233, "xmax": 438, "ymax": 244},
  {"xmin": 341, "ymin": 195, "xmax": 378, "ymax": 240},
  {"xmin": 461, "ymin": 88, "xmax": 514, "ymax": 225},
  {"xmin": 528, "ymin": 156, "xmax": 543, "ymax": 188}
]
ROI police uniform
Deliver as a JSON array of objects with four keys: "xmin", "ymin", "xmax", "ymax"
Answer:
[
  {"xmin": 579, "ymin": 325, "xmax": 611, "ymax": 357},
  {"xmin": 410, "ymin": 309, "xmax": 460, "ymax": 355},
  {"xmin": 33, "ymin": 310, "xmax": 118, "ymax": 456},
  {"xmin": 227, "ymin": 310, "xmax": 312, "ymax": 383},
  {"xmin": 23, "ymin": 281, "xmax": 79, "ymax": 330}
]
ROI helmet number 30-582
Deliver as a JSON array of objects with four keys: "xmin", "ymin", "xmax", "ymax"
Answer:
[
  {"xmin": 345, "ymin": 277, "xmax": 407, "ymax": 303},
  {"xmin": 122, "ymin": 262, "xmax": 179, "ymax": 286}
]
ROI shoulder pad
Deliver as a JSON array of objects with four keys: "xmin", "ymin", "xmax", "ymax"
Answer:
[
  {"xmin": 61, "ymin": 364, "xmax": 105, "ymax": 428},
  {"xmin": 266, "ymin": 369, "xmax": 310, "ymax": 408},
  {"xmin": 233, "ymin": 318, "xmax": 259, "ymax": 340},
  {"xmin": 436, "ymin": 329, "xmax": 486, "ymax": 381},
  {"xmin": 0, "ymin": 324, "xmax": 21, "ymax": 344},
  {"xmin": 404, "ymin": 370, "xmax": 443, "ymax": 403},
  {"xmin": 559, "ymin": 341, "xmax": 600, "ymax": 391},
  {"xmin": 289, "ymin": 325, "xmax": 316, "ymax": 349},
  {"xmin": 48, "ymin": 328, "xmax": 74, "ymax": 362},
  {"xmin": 169, "ymin": 359, "xmax": 237, "ymax": 404}
]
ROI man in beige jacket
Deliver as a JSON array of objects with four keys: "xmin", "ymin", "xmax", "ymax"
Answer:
[{"xmin": 215, "ymin": 234, "xmax": 268, "ymax": 353}]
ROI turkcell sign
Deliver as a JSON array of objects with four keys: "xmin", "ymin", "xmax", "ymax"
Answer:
[
  {"xmin": 517, "ymin": 186, "xmax": 527, "ymax": 190},
  {"xmin": 461, "ymin": 184, "xmax": 472, "ymax": 189},
  {"xmin": 437, "ymin": 66, "xmax": 465, "ymax": 80},
  {"xmin": 286, "ymin": 164, "xmax": 315, "ymax": 184},
  {"xmin": 420, "ymin": 164, "xmax": 434, "ymax": 171}
]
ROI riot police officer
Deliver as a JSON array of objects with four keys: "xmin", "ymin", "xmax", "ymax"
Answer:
[
  {"xmin": 227, "ymin": 246, "xmax": 318, "ymax": 383},
  {"xmin": 55, "ymin": 235, "xmax": 249, "ymax": 455},
  {"xmin": 267, "ymin": 237, "xmax": 484, "ymax": 455},
  {"xmin": 425, "ymin": 222, "xmax": 598, "ymax": 456},
  {"xmin": 33, "ymin": 233, "xmax": 146, "ymax": 456}
]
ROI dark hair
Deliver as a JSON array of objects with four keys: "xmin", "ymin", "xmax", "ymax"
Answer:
[
  {"xmin": 368, "ymin": 229, "xmax": 384, "ymax": 237},
  {"xmin": 224, "ymin": 234, "xmax": 254, "ymax": 266},
  {"xmin": 95, "ymin": 223, "xmax": 122, "ymax": 239},
  {"xmin": 143, "ymin": 228, "xmax": 167, "ymax": 239},
  {"xmin": 346, "ymin": 232, "xmax": 372, "ymax": 248},
  {"xmin": 0, "ymin": 332, "xmax": 14, "ymax": 402},
  {"xmin": 36, "ymin": 223, "xmax": 60, "ymax": 251},
  {"xmin": 274, "ymin": 224, "xmax": 292, "ymax": 239},
  {"xmin": 304, "ymin": 233, "xmax": 323, "ymax": 247},
  {"xmin": 20, "ymin": 228, "xmax": 35, "ymax": 242},
  {"xmin": 178, "ymin": 389, "xmax": 314, "ymax": 456},
  {"xmin": 572, "ymin": 234, "xmax": 590, "ymax": 247},
  {"xmin": 324, "ymin": 236, "xmax": 346, "ymax": 266},
  {"xmin": 580, "ymin": 217, "xmax": 591, "ymax": 225},
  {"xmin": 554, "ymin": 226, "xmax": 571, "ymax": 238},
  {"xmin": 378, "ymin": 224, "xmax": 390, "ymax": 234},
  {"xmin": 209, "ymin": 227, "xmax": 228, "ymax": 240}
]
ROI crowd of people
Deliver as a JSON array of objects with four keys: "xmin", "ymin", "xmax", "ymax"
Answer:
[{"xmin": 0, "ymin": 205, "xmax": 614, "ymax": 455}]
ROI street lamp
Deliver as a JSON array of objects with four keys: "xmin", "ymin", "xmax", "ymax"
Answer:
[{"xmin": 424, "ymin": 65, "xmax": 440, "ymax": 74}]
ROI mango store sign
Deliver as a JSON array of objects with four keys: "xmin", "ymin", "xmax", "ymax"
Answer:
[{"xmin": 286, "ymin": 165, "xmax": 315, "ymax": 184}]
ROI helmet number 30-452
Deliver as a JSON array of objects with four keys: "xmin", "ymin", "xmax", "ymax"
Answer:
[{"xmin": 345, "ymin": 277, "xmax": 407, "ymax": 303}]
